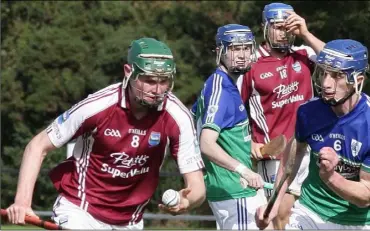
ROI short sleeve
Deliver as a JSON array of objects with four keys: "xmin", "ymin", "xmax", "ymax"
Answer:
[
  {"xmin": 167, "ymin": 102, "xmax": 205, "ymax": 174},
  {"xmin": 202, "ymin": 74, "xmax": 233, "ymax": 132},
  {"xmin": 46, "ymin": 86, "xmax": 119, "ymax": 148}
]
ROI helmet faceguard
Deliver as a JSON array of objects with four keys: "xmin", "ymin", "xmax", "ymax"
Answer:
[
  {"xmin": 262, "ymin": 3, "xmax": 295, "ymax": 51},
  {"xmin": 312, "ymin": 39, "xmax": 369, "ymax": 106},
  {"xmin": 124, "ymin": 38, "xmax": 176, "ymax": 107},
  {"xmin": 215, "ymin": 24, "xmax": 257, "ymax": 75}
]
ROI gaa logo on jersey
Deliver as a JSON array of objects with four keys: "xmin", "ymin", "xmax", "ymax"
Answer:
[
  {"xmin": 57, "ymin": 111, "xmax": 70, "ymax": 124},
  {"xmin": 149, "ymin": 132, "xmax": 161, "ymax": 147},
  {"xmin": 292, "ymin": 61, "xmax": 302, "ymax": 73}
]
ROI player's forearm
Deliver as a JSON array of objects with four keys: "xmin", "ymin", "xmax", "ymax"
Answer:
[
  {"xmin": 184, "ymin": 171, "xmax": 206, "ymax": 209},
  {"xmin": 200, "ymin": 138, "xmax": 241, "ymax": 172},
  {"xmin": 14, "ymin": 137, "xmax": 47, "ymax": 206},
  {"xmin": 187, "ymin": 187, "xmax": 206, "ymax": 210},
  {"xmin": 301, "ymin": 31, "xmax": 325, "ymax": 55},
  {"xmin": 325, "ymin": 172, "xmax": 370, "ymax": 208}
]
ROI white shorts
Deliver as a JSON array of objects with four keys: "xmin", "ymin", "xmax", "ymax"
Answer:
[
  {"xmin": 286, "ymin": 200, "xmax": 370, "ymax": 230},
  {"xmin": 257, "ymin": 148, "xmax": 310, "ymax": 197},
  {"xmin": 52, "ymin": 195, "xmax": 144, "ymax": 230},
  {"xmin": 208, "ymin": 193, "xmax": 267, "ymax": 230}
]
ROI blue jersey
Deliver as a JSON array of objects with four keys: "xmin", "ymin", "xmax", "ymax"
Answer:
[
  {"xmin": 192, "ymin": 68, "xmax": 254, "ymax": 201},
  {"xmin": 295, "ymin": 93, "xmax": 370, "ymax": 225},
  {"xmin": 193, "ymin": 68, "xmax": 247, "ymax": 132}
]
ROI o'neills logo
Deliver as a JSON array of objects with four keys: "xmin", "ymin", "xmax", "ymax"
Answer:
[{"xmin": 273, "ymin": 81, "xmax": 299, "ymax": 99}]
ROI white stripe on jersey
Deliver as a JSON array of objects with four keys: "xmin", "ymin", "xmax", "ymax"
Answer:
[
  {"xmin": 83, "ymin": 201, "xmax": 89, "ymax": 211},
  {"xmin": 75, "ymin": 134, "xmax": 94, "ymax": 211},
  {"xmin": 206, "ymin": 74, "xmax": 223, "ymax": 124},
  {"xmin": 236, "ymin": 75, "xmax": 244, "ymax": 94},
  {"xmin": 250, "ymin": 80, "xmax": 270, "ymax": 143},
  {"xmin": 365, "ymin": 94, "xmax": 370, "ymax": 107},
  {"xmin": 258, "ymin": 45, "xmax": 269, "ymax": 57},
  {"xmin": 167, "ymin": 93, "xmax": 197, "ymax": 136},
  {"xmin": 47, "ymin": 84, "xmax": 120, "ymax": 148},
  {"xmin": 166, "ymin": 94, "xmax": 204, "ymax": 174},
  {"xmin": 159, "ymin": 137, "xmax": 170, "ymax": 171},
  {"xmin": 129, "ymin": 199, "xmax": 150, "ymax": 225},
  {"xmin": 291, "ymin": 45, "xmax": 316, "ymax": 60},
  {"xmin": 69, "ymin": 83, "xmax": 121, "ymax": 114}
]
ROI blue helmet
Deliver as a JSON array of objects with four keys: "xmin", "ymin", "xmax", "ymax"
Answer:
[
  {"xmin": 262, "ymin": 3, "xmax": 295, "ymax": 50},
  {"xmin": 215, "ymin": 24, "xmax": 256, "ymax": 74},
  {"xmin": 313, "ymin": 39, "xmax": 369, "ymax": 105}
]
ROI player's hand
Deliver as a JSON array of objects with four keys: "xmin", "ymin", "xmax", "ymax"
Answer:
[
  {"xmin": 284, "ymin": 10, "xmax": 309, "ymax": 37},
  {"xmin": 6, "ymin": 203, "xmax": 39, "ymax": 225},
  {"xmin": 238, "ymin": 166, "xmax": 264, "ymax": 189},
  {"xmin": 255, "ymin": 204, "xmax": 276, "ymax": 230},
  {"xmin": 158, "ymin": 188, "xmax": 191, "ymax": 216},
  {"xmin": 318, "ymin": 147, "xmax": 339, "ymax": 182},
  {"xmin": 251, "ymin": 141, "xmax": 264, "ymax": 160}
]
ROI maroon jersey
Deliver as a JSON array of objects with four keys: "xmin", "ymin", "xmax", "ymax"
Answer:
[
  {"xmin": 237, "ymin": 43, "xmax": 315, "ymax": 159},
  {"xmin": 46, "ymin": 83, "xmax": 204, "ymax": 225}
]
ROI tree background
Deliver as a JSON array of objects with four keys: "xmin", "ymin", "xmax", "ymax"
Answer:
[{"xmin": 1, "ymin": 1, "xmax": 370, "ymax": 229}]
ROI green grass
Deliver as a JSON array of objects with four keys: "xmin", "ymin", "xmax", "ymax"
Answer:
[{"xmin": 1, "ymin": 224, "xmax": 42, "ymax": 230}]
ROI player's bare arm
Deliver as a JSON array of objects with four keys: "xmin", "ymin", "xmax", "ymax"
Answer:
[
  {"xmin": 182, "ymin": 170, "xmax": 206, "ymax": 210},
  {"xmin": 200, "ymin": 128, "xmax": 263, "ymax": 189},
  {"xmin": 6, "ymin": 129, "xmax": 56, "ymax": 224},
  {"xmin": 319, "ymin": 147, "xmax": 370, "ymax": 208},
  {"xmin": 200, "ymin": 128, "xmax": 243, "ymax": 170},
  {"xmin": 285, "ymin": 10, "xmax": 325, "ymax": 54},
  {"xmin": 158, "ymin": 170, "xmax": 205, "ymax": 215},
  {"xmin": 255, "ymin": 138, "xmax": 307, "ymax": 229}
]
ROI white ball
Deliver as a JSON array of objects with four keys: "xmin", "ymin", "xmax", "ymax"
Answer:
[{"xmin": 162, "ymin": 189, "xmax": 180, "ymax": 207}]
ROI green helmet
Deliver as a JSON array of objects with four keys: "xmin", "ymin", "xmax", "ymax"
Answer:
[{"xmin": 123, "ymin": 37, "xmax": 176, "ymax": 89}]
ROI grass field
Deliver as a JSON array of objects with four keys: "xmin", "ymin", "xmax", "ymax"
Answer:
[{"xmin": 1, "ymin": 224, "xmax": 42, "ymax": 230}]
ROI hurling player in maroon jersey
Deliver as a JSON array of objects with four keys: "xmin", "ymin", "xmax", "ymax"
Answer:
[
  {"xmin": 237, "ymin": 2, "xmax": 325, "ymax": 229},
  {"xmin": 6, "ymin": 38, "xmax": 206, "ymax": 229}
]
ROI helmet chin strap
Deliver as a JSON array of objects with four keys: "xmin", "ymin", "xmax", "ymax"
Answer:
[
  {"xmin": 322, "ymin": 89, "xmax": 356, "ymax": 106},
  {"xmin": 271, "ymin": 46, "xmax": 290, "ymax": 53},
  {"xmin": 316, "ymin": 72, "xmax": 364, "ymax": 107},
  {"xmin": 315, "ymin": 81, "xmax": 357, "ymax": 107},
  {"xmin": 220, "ymin": 59, "xmax": 251, "ymax": 76},
  {"xmin": 266, "ymin": 39, "xmax": 290, "ymax": 53}
]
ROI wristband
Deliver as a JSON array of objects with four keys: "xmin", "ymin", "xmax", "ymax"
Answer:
[{"xmin": 234, "ymin": 163, "xmax": 247, "ymax": 175}]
